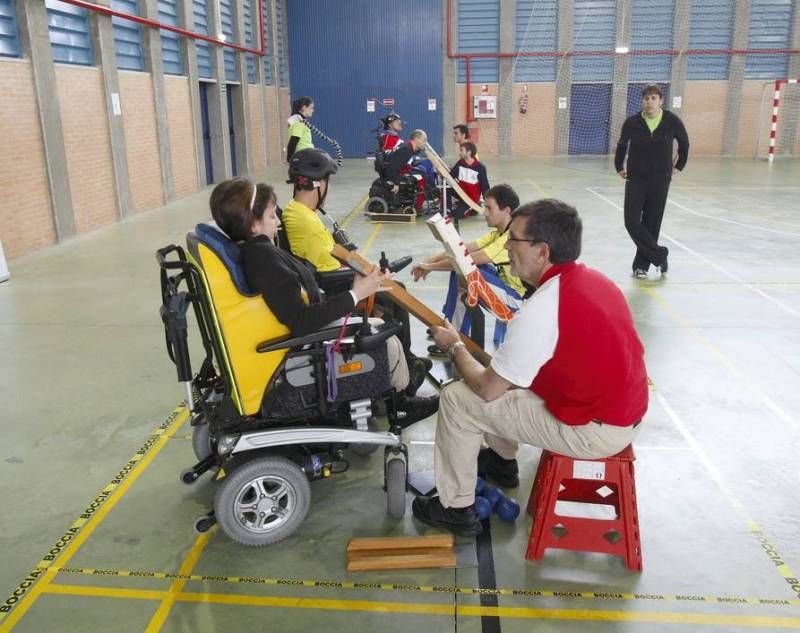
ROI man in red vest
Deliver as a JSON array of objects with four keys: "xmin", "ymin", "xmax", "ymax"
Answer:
[{"xmin": 412, "ymin": 199, "xmax": 649, "ymax": 536}]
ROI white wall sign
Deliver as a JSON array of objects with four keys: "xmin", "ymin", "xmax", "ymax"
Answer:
[
  {"xmin": 111, "ymin": 92, "xmax": 121, "ymax": 116},
  {"xmin": 672, "ymin": 96, "xmax": 682, "ymax": 109},
  {"xmin": 558, "ymin": 97, "xmax": 567, "ymax": 110},
  {"xmin": 366, "ymin": 99, "xmax": 375, "ymax": 112},
  {"xmin": 0, "ymin": 238, "xmax": 9, "ymax": 283},
  {"xmin": 428, "ymin": 98, "xmax": 437, "ymax": 111}
]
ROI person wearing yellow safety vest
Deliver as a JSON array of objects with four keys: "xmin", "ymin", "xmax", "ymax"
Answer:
[{"xmin": 286, "ymin": 96, "xmax": 315, "ymax": 162}]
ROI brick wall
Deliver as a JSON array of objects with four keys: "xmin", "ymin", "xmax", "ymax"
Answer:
[
  {"xmin": 164, "ymin": 75, "xmax": 199, "ymax": 197},
  {"xmin": 674, "ymin": 81, "xmax": 728, "ymax": 156},
  {"xmin": 248, "ymin": 84, "xmax": 266, "ymax": 173},
  {"xmin": 264, "ymin": 86, "xmax": 282, "ymax": 165},
  {"xmin": 512, "ymin": 83, "xmax": 556, "ymax": 157},
  {"xmin": 0, "ymin": 59, "xmax": 56, "ymax": 259},
  {"xmin": 55, "ymin": 64, "xmax": 117, "ymax": 234},
  {"xmin": 736, "ymin": 80, "xmax": 772, "ymax": 157},
  {"xmin": 456, "ymin": 84, "xmax": 499, "ymax": 157},
  {"xmin": 119, "ymin": 71, "xmax": 163, "ymax": 212}
]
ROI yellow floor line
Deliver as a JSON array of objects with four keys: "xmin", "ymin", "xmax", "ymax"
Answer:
[
  {"xmin": 527, "ymin": 179, "xmax": 547, "ymax": 197},
  {"xmin": 341, "ymin": 195, "xmax": 368, "ymax": 230},
  {"xmin": 49, "ymin": 565, "xmax": 800, "ymax": 608},
  {"xmin": 144, "ymin": 529, "xmax": 215, "ymax": 632},
  {"xmin": 42, "ymin": 584, "xmax": 800, "ymax": 628},
  {"xmin": 641, "ymin": 287, "xmax": 800, "ymax": 599},
  {"xmin": 0, "ymin": 407, "xmax": 189, "ymax": 633},
  {"xmin": 46, "ymin": 584, "xmax": 167, "ymax": 602},
  {"xmin": 361, "ymin": 223, "xmax": 383, "ymax": 258},
  {"xmin": 641, "ymin": 287, "xmax": 796, "ymax": 430}
]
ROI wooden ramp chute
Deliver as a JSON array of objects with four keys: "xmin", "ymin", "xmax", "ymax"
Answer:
[
  {"xmin": 331, "ymin": 244, "xmax": 492, "ymax": 366},
  {"xmin": 424, "ymin": 142, "xmax": 484, "ymax": 216}
]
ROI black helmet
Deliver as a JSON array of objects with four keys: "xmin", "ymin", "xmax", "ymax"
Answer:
[
  {"xmin": 288, "ymin": 148, "xmax": 338, "ymax": 182},
  {"xmin": 382, "ymin": 112, "xmax": 402, "ymax": 128}
]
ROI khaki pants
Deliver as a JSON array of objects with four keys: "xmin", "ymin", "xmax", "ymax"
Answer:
[
  {"xmin": 385, "ymin": 334, "xmax": 408, "ymax": 391},
  {"xmin": 435, "ymin": 381, "xmax": 640, "ymax": 508}
]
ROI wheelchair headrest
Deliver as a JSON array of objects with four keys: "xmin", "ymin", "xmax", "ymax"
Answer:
[{"xmin": 194, "ymin": 223, "xmax": 252, "ymax": 295}]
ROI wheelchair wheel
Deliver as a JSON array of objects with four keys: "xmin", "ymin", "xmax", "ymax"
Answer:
[
  {"xmin": 192, "ymin": 417, "xmax": 214, "ymax": 461},
  {"xmin": 214, "ymin": 455, "xmax": 311, "ymax": 546},
  {"xmin": 366, "ymin": 196, "xmax": 388, "ymax": 214},
  {"xmin": 386, "ymin": 457, "xmax": 407, "ymax": 519},
  {"xmin": 191, "ymin": 419, "xmax": 220, "ymax": 475},
  {"xmin": 350, "ymin": 417, "xmax": 380, "ymax": 456}
]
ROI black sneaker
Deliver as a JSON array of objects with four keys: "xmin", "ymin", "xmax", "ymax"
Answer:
[
  {"xmin": 405, "ymin": 358, "xmax": 430, "ymax": 396},
  {"xmin": 660, "ymin": 249, "xmax": 669, "ymax": 276},
  {"xmin": 411, "ymin": 495, "xmax": 483, "ymax": 536},
  {"xmin": 477, "ymin": 447, "xmax": 519, "ymax": 488},
  {"xmin": 395, "ymin": 393, "xmax": 439, "ymax": 427},
  {"xmin": 427, "ymin": 344, "xmax": 447, "ymax": 358}
]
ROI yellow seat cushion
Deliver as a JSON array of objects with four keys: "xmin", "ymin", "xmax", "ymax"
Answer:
[{"xmin": 194, "ymin": 242, "xmax": 290, "ymax": 416}]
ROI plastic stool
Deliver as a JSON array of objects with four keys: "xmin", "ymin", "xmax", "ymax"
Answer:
[{"xmin": 525, "ymin": 445, "xmax": 642, "ymax": 571}]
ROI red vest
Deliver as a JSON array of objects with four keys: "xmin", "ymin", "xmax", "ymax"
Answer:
[{"xmin": 530, "ymin": 263, "xmax": 648, "ymax": 426}]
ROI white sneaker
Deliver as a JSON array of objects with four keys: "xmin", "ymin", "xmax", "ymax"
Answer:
[{"xmin": 633, "ymin": 269, "xmax": 648, "ymax": 279}]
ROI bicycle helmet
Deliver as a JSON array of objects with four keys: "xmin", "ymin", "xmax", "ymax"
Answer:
[{"xmin": 288, "ymin": 148, "xmax": 338, "ymax": 183}]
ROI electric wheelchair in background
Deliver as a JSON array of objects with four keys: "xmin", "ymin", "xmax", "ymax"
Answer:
[
  {"xmin": 157, "ymin": 223, "xmax": 410, "ymax": 546},
  {"xmin": 366, "ymin": 131, "xmax": 440, "ymax": 217}
]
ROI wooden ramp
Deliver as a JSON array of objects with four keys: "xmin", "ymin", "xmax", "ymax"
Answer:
[{"xmin": 346, "ymin": 535, "xmax": 456, "ymax": 571}]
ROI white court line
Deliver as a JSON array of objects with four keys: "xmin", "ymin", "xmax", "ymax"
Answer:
[
  {"xmin": 668, "ymin": 197, "xmax": 800, "ymax": 238},
  {"xmin": 586, "ymin": 187, "xmax": 800, "ymax": 319},
  {"xmin": 655, "ymin": 391, "xmax": 750, "ymax": 518}
]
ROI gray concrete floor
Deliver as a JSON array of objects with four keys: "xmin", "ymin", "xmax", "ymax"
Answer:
[{"xmin": 1, "ymin": 156, "xmax": 800, "ymax": 632}]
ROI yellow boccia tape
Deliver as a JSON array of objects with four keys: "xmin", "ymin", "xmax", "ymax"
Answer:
[
  {"xmin": 0, "ymin": 404, "xmax": 188, "ymax": 627},
  {"xmin": 45, "ymin": 565, "xmax": 800, "ymax": 609}
]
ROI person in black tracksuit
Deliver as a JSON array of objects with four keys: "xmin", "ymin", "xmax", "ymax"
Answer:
[{"xmin": 615, "ymin": 83, "xmax": 689, "ymax": 277}]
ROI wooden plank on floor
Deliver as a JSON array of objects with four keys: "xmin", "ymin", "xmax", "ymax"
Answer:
[
  {"xmin": 346, "ymin": 534, "xmax": 453, "ymax": 552},
  {"xmin": 346, "ymin": 552, "xmax": 457, "ymax": 572}
]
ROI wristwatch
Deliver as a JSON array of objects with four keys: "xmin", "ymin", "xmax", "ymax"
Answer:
[{"xmin": 446, "ymin": 340, "xmax": 466, "ymax": 362}]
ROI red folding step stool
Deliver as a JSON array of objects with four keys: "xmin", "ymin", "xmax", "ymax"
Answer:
[{"xmin": 525, "ymin": 445, "xmax": 642, "ymax": 571}]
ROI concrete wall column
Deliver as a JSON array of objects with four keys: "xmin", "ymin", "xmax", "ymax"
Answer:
[
  {"xmin": 177, "ymin": 0, "xmax": 206, "ymax": 186},
  {"xmin": 142, "ymin": 0, "xmax": 174, "ymax": 201},
  {"xmin": 16, "ymin": 0, "xmax": 75, "ymax": 239},
  {"xmin": 609, "ymin": 0, "xmax": 631, "ymax": 150},
  {"xmin": 441, "ymin": 0, "xmax": 455, "ymax": 156},
  {"xmin": 232, "ymin": 0, "xmax": 250, "ymax": 174},
  {"xmin": 89, "ymin": 0, "xmax": 133, "ymax": 218},
  {"xmin": 669, "ymin": 0, "xmax": 690, "ymax": 113},
  {"xmin": 270, "ymin": 0, "xmax": 286, "ymax": 157},
  {"xmin": 252, "ymin": 0, "xmax": 269, "ymax": 168},
  {"xmin": 497, "ymin": 0, "xmax": 515, "ymax": 157},
  {"xmin": 208, "ymin": 0, "xmax": 232, "ymax": 181},
  {"xmin": 722, "ymin": 0, "xmax": 751, "ymax": 155},
  {"xmin": 554, "ymin": 0, "xmax": 573, "ymax": 155}
]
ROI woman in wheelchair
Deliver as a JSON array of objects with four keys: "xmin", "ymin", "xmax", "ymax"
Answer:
[{"xmin": 209, "ymin": 177, "xmax": 438, "ymax": 424}]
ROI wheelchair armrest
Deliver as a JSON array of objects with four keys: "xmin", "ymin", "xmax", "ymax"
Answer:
[
  {"xmin": 256, "ymin": 323, "xmax": 361, "ymax": 353},
  {"xmin": 315, "ymin": 268, "xmax": 356, "ymax": 292},
  {"xmin": 354, "ymin": 321, "xmax": 402, "ymax": 353}
]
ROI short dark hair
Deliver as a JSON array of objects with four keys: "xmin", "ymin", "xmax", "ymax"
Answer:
[
  {"xmin": 642, "ymin": 83, "xmax": 663, "ymax": 99},
  {"xmin": 485, "ymin": 184, "xmax": 519, "ymax": 212},
  {"xmin": 453, "ymin": 124, "xmax": 470, "ymax": 138},
  {"xmin": 511, "ymin": 199, "xmax": 582, "ymax": 263},
  {"xmin": 291, "ymin": 96, "xmax": 313, "ymax": 115},
  {"xmin": 210, "ymin": 177, "xmax": 276, "ymax": 242},
  {"xmin": 460, "ymin": 141, "xmax": 477, "ymax": 158}
]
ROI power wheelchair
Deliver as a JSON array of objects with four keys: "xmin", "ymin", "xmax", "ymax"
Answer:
[
  {"xmin": 366, "ymin": 130, "xmax": 440, "ymax": 216},
  {"xmin": 157, "ymin": 223, "xmax": 412, "ymax": 546}
]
